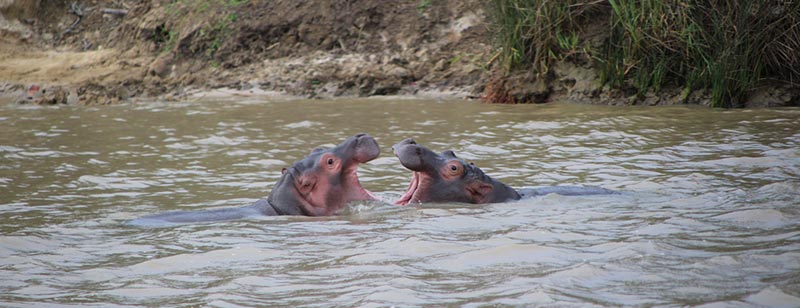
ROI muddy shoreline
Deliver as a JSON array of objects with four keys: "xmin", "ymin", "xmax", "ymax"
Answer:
[{"xmin": 1, "ymin": 0, "xmax": 797, "ymax": 107}]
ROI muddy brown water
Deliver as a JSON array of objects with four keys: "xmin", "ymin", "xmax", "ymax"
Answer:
[{"xmin": 1, "ymin": 98, "xmax": 799, "ymax": 306}]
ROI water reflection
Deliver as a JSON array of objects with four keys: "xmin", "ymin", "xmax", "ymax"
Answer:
[{"xmin": 1, "ymin": 99, "xmax": 799, "ymax": 306}]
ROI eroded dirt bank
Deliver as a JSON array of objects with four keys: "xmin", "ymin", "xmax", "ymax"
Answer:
[
  {"xmin": 0, "ymin": 0, "xmax": 493, "ymax": 105},
  {"xmin": 1, "ymin": 0, "xmax": 797, "ymax": 107}
]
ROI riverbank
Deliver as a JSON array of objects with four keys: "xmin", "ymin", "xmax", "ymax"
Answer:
[
  {"xmin": 0, "ymin": 0, "xmax": 493, "ymax": 105},
  {"xmin": 1, "ymin": 0, "xmax": 798, "ymax": 107},
  {"xmin": 484, "ymin": 0, "xmax": 800, "ymax": 108}
]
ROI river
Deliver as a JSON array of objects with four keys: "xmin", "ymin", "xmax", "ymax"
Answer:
[{"xmin": 1, "ymin": 97, "xmax": 799, "ymax": 306}]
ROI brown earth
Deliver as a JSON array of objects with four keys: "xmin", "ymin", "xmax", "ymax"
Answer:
[
  {"xmin": 0, "ymin": 0, "xmax": 494, "ymax": 105},
  {"xmin": 1, "ymin": 0, "xmax": 797, "ymax": 107}
]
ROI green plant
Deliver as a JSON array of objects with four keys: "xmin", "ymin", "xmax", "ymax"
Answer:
[
  {"xmin": 167, "ymin": 0, "xmax": 247, "ymax": 58},
  {"xmin": 417, "ymin": 0, "xmax": 432, "ymax": 13},
  {"xmin": 556, "ymin": 31, "xmax": 578, "ymax": 52},
  {"xmin": 488, "ymin": 0, "xmax": 800, "ymax": 107},
  {"xmin": 488, "ymin": 0, "xmax": 600, "ymax": 76},
  {"xmin": 601, "ymin": 0, "xmax": 799, "ymax": 107},
  {"xmin": 449, "ymin": 53, "xmax": 463, "ymax": 65},
  {"xmin": 161, "ymin": 29, "xmax": 177, "ymax": 54}
]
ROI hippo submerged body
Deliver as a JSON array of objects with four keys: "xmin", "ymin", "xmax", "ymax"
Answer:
[
  {"xmin": 392, "ymin": 138, "xmax": 617, "ymax": 205},
  {"xmin": 129, "ymin": 133, "xmax": 380, "ymax": 225}
]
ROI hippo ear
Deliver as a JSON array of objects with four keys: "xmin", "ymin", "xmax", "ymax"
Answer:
[
  {"xmin": 310, "ymin": 147, "xmax": 326, "ymax": 155},
  {"xmin": 466, "ymin": 182, "xmax": 493, "ymax": 203},
  {"xmin": 281, "ymin": 168, "xmax": 287, "ymax": 175},
  {"xmin": 442, "ymin": 150, "xmax": 458, "ymax": 158}
]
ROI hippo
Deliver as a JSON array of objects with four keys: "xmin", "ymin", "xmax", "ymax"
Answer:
[
  {"xmin": 392, "ymin": 138, "xmax": 617, "ymax": 205},
  {"xmin": 129, "ymin": 133, "xmax": 380, "ymax": 225}
]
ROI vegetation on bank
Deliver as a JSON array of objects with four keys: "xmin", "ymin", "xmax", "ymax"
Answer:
[
  {"xmin": 487, "ymin": 0, "xmax": 800, "ymax": 107},
  {"xmin": 156, "ymin": 0, "xmax": 248, "ymax": 63}
]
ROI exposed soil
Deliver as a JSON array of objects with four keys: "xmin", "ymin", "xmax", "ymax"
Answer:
[
  {"xmin": 0, "ymin": 0, "xmax": 493, "ymax": 105},
  {"xmin": 1, "ymin": 0, "xmax": 797, "ymax": 107}
]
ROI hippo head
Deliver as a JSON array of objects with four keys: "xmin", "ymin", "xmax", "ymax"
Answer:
[
  {"xmin": 268, "ymin": 133, "xmax": 380, "ymax": 216},
  {"xmin": 393, "ymin": 138, "xmax": 520, "ymax": 205}
]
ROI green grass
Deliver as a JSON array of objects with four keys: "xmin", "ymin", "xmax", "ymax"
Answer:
[
  {"xmin": 417, "ymin": 0, "xmax": 432, "ymax": 13},
  {"xmin": 488, "ymin": 0, "xmax": 800, "ymax": 107},
  {"xmin": 160, "ymin": 0, "xmax": 249, "ymax": 58},
  {"xmin": 488, "ymin": 0, "xmax": 596, "ymax": 75},
  {"xmin": 162, "ymin": 29, "xmax": 177, "ymax": 55}
]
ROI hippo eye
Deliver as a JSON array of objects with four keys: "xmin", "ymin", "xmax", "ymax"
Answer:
[
  {"xmin": 446, "ymin": 162, "xmax": 463, "ymax": 177},
  {"xmin": 327, "ymin": 158, "xmax": 334, "ymax": 165}
]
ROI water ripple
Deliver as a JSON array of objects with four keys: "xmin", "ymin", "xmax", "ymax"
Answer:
[{"xmin": 1, "ymin": 100, "xmax": 799, "ymax": 306}]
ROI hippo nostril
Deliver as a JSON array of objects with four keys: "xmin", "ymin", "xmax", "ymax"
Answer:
[
  {"xmin": 415, "ymin": 147, "xmax": 422, "ymax": 155},
  {"xmin": 409, "ymin": 139, "xmax": 416, "ymax": 145}
]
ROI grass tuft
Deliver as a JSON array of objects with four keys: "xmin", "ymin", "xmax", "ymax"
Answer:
[
  {"xmin": 488, "ymin": 0, "xmax": 800, "ymax": 107},
  {"xmin": 488, "ymin": 0, "xmax": 602, "ymax": 76},
  {"xmin": 161, "ymin": 0, "xmax": 249, "ymax": 59}
]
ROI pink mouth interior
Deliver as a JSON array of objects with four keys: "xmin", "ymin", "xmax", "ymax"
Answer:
[
  {"xmin": 345, "ymin": 165, "xmax": 378, "ymax": 201},
  {"xmin": 301, "ymin": 164, "xmax": 378, "ymax": 215},
  {"xmin": 395, "ymin": 172, "xmax": 420, "ymax": 205},
  {"xmin": 353, "ymin": 181, "xmax": 378, "ymax": 201}
]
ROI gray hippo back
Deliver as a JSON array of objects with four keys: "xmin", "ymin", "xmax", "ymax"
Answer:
[
  {"xmin": 128, "ymin": 133, "xmax": 380, "ymax": 226},
  {"xmin": 392, "ymin": 138, "xmax": 617, "ymax": 205}
]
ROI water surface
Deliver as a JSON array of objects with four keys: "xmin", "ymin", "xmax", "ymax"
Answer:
[{"xmin": 1, "ymin": 98, "xmax": 799, "ymax": 306}]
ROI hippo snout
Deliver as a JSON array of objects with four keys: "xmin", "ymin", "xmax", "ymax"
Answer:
[
  {"xmin": 391, "ymin": 138, "xmax": 417, "ymax": 154},
  {"xmin": 353, "ymin": 133, "xmax": 380, "ymax": 163},
  {"xmin": 393, "ymin": 139, "xmax": 431, "ymax": 171}
]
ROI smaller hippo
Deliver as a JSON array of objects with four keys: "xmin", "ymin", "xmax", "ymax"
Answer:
[
  {"xmin": 392, "ymin": 138, "xmax": 616, "ymax": 205},
  {"xmin": 129, "ymin": 133, "xmax": 380, "ymax": 225}
]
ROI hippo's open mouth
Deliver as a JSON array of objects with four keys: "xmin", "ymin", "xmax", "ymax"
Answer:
[
  {"xmin": 395, "ymin": 171, "xmax": 429, "ymax": 205},
  {"xmin": 268, "ymin": 133, "xmax": 381, "ymax": 216},
  {"xmin": 392, "ymin": 138, "xmax": 436, "ymax": 205},
  {"xmin": 344, "ymin": 163, "xmax": 379, "ymax": 201},
  {"xmin": 395, "ymin": 172, "xmax": 418, "ymax": 205},
  {"xmin": 345, "ymin": 134, "xmax": 380, "ymax": 202}
]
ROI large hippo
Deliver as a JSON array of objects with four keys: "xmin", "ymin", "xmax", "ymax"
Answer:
[
  {"xmin": 392, "ymin": 138, "xmax": 616, "ymax": 205},
  {"xmin": 129, "ymin": 133, "xmax": 380, "ymax": 225}
]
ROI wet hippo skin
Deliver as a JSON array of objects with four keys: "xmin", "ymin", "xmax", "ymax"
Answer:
[
  {"xmin": 129, "ymin": 133, "xmax": 379, "ymax": 225},
  {"xmin": 392, "ymin": 138, "xmax": 617, "ymax": 205}
]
